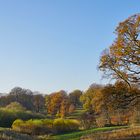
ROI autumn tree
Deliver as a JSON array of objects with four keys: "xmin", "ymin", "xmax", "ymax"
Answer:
[
  {"xmin": 80, "ymin": 87, "xmax": 95, "ymax": 112},
  {"xmin": 33, "ymin": 93, "xmax": 45, "ymax": 113},
  {"xmin": 102, "ymin": 81, "xmax": 140, "ymax": 125},
  {"xmin": 80, "ymin": 111, "xmax": 97, "ymax": 129},
  {"xmin": 91, "ymin": 87, "xmax": 111, "ymax": 126},
  {"xmin": 99, "ymin": 14, "xmax": 140, "ymax": 87},
  {"xmin": 80, "ymin": 84, "xmax": 105, "ymax": 127},
  {"xmin": 45, "ymin": 90, "xmax": 70, "ymax": 117},
  {"xmin": 69, "ymin": 90, "xmax": 82, "ymax": 107},
  {"xmin": 68, "ymin": 104, "xmax": 76, "ymax": 113},
  {"xmin": 80, "ymin": 84, "xmax": 102, "ymax": 112},
  {"xmin": 99, "ymin": 14, "xmax": 140, "ymax": 125},
  {"xmin": 10, "ymin": 87, "xmax": 35, "ymax": 110},
  {"xmin": 60, "ymin": 96, "xmax": 70, "ymax": 118}
]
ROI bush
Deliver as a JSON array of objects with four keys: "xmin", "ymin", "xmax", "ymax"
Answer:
[
  {"xmin": 5, "ymin": 102, "xmax": 26, "ymax": 111},
  {"xmin": 0, "ymin": 108, "xmax": 45, "ymax": 127},
  {"xmin": 80, "ymin": 112, "xmax": 97, "ymax": 129},
  {"xmin": 12, "ymin": 119, "xmax": 53, "ymax": 135},
  {"xmin": 12, "ymin": 119, "xmax": 24, "ymax": 132},
  {"xmin": 64, "ymin": 119, "xmax": 80, "ymax": 131},
  {"xmin": 96, "ymin": 116, "xmax": 106, "ymax": 127},
  {"xmin": 12, "ymin": 118, "xmax": 80, "ymax": 135},
  {"xmin": 53, "ymin": 118, "xmax": 80, "ymax": 134},
  {"xmin": 53, "ymin": 118, "xmax": 66, "ymax": 133}
]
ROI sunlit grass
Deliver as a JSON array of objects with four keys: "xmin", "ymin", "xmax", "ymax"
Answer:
[{"xmin": 45, "ymin": 126, "xmax": 128, "ymax": 140}]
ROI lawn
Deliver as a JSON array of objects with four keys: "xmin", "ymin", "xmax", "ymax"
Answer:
[{"xmin": 40, "ymin": 126, "xmax": 128, "ymax": 140}]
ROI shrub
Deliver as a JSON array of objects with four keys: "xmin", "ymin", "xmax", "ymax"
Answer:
[
  {"xmin": 42, "ymin": 119, "xmax": 53, "ymax": 131},
  {"xmin": 12, "ymin": 118, "xmax": 80, "ymax": 135},
  {"xmin": 0, "ymin": 108, "xmax": 45, "ymax": 127},
  {"xmin": 12, "ymin": 119, "xmax": 53, "ymax": 135},
  {"xmin": 64, "ymin": 119, "xmax": 80, "ymax": 131},
  {"xmin": 5, "ymin": 102, "xmax": 26, "ymax": 111},
  {"xmin": 80, "ymin": 112, "xmax": 96, "ymax": 129},
  {"xmin": 53, "ymin": 118, "xmax": 66, "ymax": 133},
  {"xmin": 96, "ymin": 116, "xmax": 106, "ymax": 127},
  {"xmin": 53, "ymin": 118, "xmax": 80, "ymax": 134},
  {"xmin": 12, "ymin": 119, "xmax": 24, "ymax": 132}
]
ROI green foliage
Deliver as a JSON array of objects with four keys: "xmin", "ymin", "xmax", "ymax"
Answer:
[
  {"xmin": 80, "ymin": 84, "xmax": 102, "ymax": 112},
  {"xmin": 0, "ymin": 106, "xmax": 45, "ymax": 127},
  {"xmin": 5, "ymin": 102, "xmax": 26, "ymax": 111},
  {"xmin": 12, "ymin": 119, "xmax": 53, "ymax": 135},
  {"xmin": 12, "ymin": 118, "xmax": 80, "ymax": 135},
  {"xmin": 67, "ymin": 107, "xmax": 85, "ymax": 119},
  {"xmin": 0, "ymin": 87, "xmax": 46, "ymax": 113},
  {"xmin": 53, "ymin": 119, "xmax": 80, "ymax": 134},
  {"xmin": 69, "ymin": 90, "xmax": 83, "ymax": 107}
]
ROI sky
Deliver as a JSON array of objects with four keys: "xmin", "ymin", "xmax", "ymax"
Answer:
[{"xmin": 0, "ymin": 0, "xmax": 139, "ymax": 94}]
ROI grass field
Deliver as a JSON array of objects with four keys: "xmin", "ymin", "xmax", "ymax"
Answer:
[
  {"xmin": 39, "ymin": 126, "xmax": 128, "ymax": 140},
  {"xmin": 1, "ymin": 125, "xmax": 139, "ymax": 140}
]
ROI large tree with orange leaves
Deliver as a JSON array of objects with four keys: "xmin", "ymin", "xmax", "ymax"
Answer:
[{"xmin": 99, "ymin": 14, "xmax": 140, "ymax": 87}]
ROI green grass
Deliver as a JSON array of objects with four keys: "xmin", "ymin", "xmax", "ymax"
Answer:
[
  {"xmin": 46, "ymin": 126, "xmax": 128, "ymax": 140},
  {"xmin": 66, "ymin": 107, "xmax": 86, "ymax": 119},
  {"xmin": 46, "ymin": 107, "xmax": 86, "ymax": 120},
  {"xmin": 0, "ymin": 126, "xmax": 129, "ymax": 140}
]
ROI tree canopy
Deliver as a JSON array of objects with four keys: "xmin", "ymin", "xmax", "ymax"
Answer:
[{"xmin": 99, "ymin": 14, "xmax": 140, "ymax": 87}]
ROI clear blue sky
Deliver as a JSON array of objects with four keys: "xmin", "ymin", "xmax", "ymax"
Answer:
[{"xmin": 0, "ymin": 0, "xmax": 139, "ymax": 93}]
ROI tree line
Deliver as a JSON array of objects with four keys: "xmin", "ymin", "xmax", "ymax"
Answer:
[
  {"xmin": 0, "ymin": 80, "xmax": 139, "ymax": 128},
  {"xmin": 0, "ymin": 87, "xmax": 82, "ymax": 117}
]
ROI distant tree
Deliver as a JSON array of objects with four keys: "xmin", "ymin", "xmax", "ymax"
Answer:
[
  {"xmin": 80, "ymin": 111, "xmax": 97, "ymax": 129},
  {"xmin": 9, "ymin": 87, "xmax": 34, "ymax": 110},
  {"xmin": 45, "ymin": 94, "xmax": 50, "ymax": 114},
  {"xmin": 0, "ymin": 95, "xmax": 12, "ymax": 107},
  {"xmin": 60, "ymin": 96, "xmax": 70, "ymax": 118},
  {"xmin": 69, "ymin": 90, "xmax": 82, "ymax": 107},
  {"xmin": 80, "ymin": 89, "xmax": 94, "ymax": 112},
  {"xmin": 81, "ymin": 84, "xmax": 112, "ymax": 126},
  {"xmin": 68, "ymin": 104, "xmax": 76, "ymax": 113},
  {"xmin": 5, "ymin": 102, "xmax": 25, "ymax": 111},
  {"xmin": 45, "ymin": 90, "xmax": 68, "ymax": 116},
  {"xmin": 33, "ymin": 93, "xmax": 45, "ymax": 113},
  {"xmin": 80, "ymin": 84, "xmax": 102, "ymax": 112}
]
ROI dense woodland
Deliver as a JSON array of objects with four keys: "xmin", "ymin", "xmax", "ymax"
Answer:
[{"xmin": 0, "ymin": 14, "xmax": 140, "ymax": 140}]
